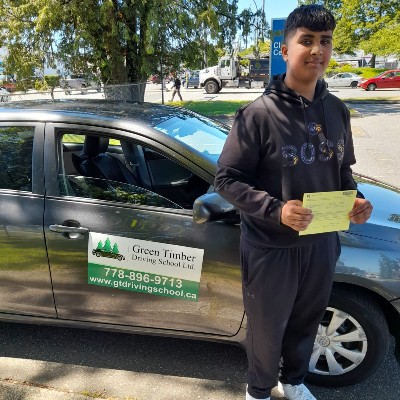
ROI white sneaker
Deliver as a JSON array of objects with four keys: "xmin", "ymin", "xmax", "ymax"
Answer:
[
  {"xmin": 277, "ymin": 381, "xmax": 316, "ymax": 400},
  {"xmin": 246, "ymin": 385, "xmax": 270, "ymax": 400}
]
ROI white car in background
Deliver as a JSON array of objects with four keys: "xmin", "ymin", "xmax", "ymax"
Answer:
[
  {"xmin": 60, "ymin": 75, "xmax": 102, "ymax": 95},
  {"xmin": 0, "ymin": 87, "xmax": 10, "ymax": 102},
  {"xmin": 324, "ymin": 72, "xmax": 362, "ymax": 88}
]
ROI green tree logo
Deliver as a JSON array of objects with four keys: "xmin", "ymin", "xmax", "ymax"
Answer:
[
  {"xmin": 103, "ymin": 238, "xmax": 112, "ymax": 252},
  {"xmin": 112, "ymin": 243, "xmax": 119, "ymax": 254},
  {"xmin": 93, "ymin": 237, "xmax": 124, "ymax": 260}
]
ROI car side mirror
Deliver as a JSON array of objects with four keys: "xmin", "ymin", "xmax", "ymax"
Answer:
[{"xmin": 193, "ymin": 192, "xmax": 239, "ymax": 224}]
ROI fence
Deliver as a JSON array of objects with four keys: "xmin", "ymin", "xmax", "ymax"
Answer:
[{"xmin": 2, "ymin": 82, "xmax": 153, "ymax": 103}]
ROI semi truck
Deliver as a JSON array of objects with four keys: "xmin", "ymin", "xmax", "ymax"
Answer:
[{"xmin": 199, "ymin": 55, "xmax": 269, "ymax": 94}]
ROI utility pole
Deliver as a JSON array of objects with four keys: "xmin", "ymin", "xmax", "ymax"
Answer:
[
  {"xmin": 160, "ymin": 54, "xmax": 164, "ymax": 105},
  {"xmin": 261, "ymin": 0, "xmax": 265, "ymax": 42}
]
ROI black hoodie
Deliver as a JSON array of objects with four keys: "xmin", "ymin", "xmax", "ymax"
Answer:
[{"xmin": 214, "ymin": 74, "xmax": 358, "ymax": 248}]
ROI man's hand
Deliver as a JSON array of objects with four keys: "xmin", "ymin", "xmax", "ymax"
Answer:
[
  {"xmin": 349, "ymin": 198, "xmax": 373, "ymax": 224},
  {"xmin": 281, "ymin": 200, "xmax": 313, "ymax": 231}
]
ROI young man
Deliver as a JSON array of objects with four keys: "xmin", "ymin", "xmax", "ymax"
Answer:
[
  {"xmin": 170, "ymin": 73, "xmax": 183, "ymax": 101},
  {"xmin": 214, "ymin": 5, "xmax": 372, "ymax": 400}
]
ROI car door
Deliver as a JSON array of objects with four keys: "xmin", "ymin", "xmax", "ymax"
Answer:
[
  {"xmin": 332, "ymin": 73, "xmax": 343, "ymax": 87},
  {"xmin": 341, "ymin": 73, "xmax": 352, "ymax": 86},
  {"xmin": 380, "ymin": 71, "xmax": 393, "ymax": 88},
  {"xmin": 0, "ymin": 122, "xmax": 56, "ymax": 317},
  {"xmin": 391, "ymin": 71, "xmax": 400, "ymax": 88},
  {"xmin": 43, "ymin": 123, "xmax": 243, "ymax": 337}
]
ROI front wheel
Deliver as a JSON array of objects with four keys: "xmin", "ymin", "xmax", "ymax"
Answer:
[
  {"xmin": 350, "ymin": 81, "xmax": 358, "ymax": 88},
  {"xmin": 367, "ymin": 83, "xmax": 377, "ymax": 91},
  {"xmin": 306, "ymin": 286, "xmax": 390, "ymax": 387},
  {"xmin": 205, "ymin": 80, "xmax": 219, "ymax": 94}
]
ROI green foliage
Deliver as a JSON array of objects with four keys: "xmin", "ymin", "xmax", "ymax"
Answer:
[
  {"xmin": 45, "ymin": 75, "xmax": 60, "ymax": 88},
  {"xmin": 34, "ymin": 79, "xmax": 48, "ymax": 91},
  {"xmin": 238, "ymin": 7, "xmax": 270, "ymax": 48},
  {"xmin": 328, "ymin": 59, "xmax": 339, "ymax": 69},
  {"xmin": 0, "ymin": 0, "xmax": 240, "ymax": 89},
  {"xmin": 298, "ymin": 0, "xmax": 399, "ymax": 63},
  {"xmin": 182, "ymin": 100, "xmax": 250, "ymax": 116},
  {"xmin": 357, "ymin": 68, "xmax": 386, "ymax": 79},
  {"xmin": 239, "ymin": 41, "xmax": 270, "ymax": 57},
  {"xmin": 0, "ymin": 127, "xmax": 34, "ymax": 192},
  {"xmin": 324, "ymin": 65, "xmax": 386, "ymax": 78}
]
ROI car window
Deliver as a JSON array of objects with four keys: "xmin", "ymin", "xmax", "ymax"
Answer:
[
  {"xmin": 58, "ymin": 132, "xmax": 210, "ymax": 209},
  {"xmin": 154, "ymin": 116, "xmax": 228, "ymax": 163},
  {"xmin": 0, "ymin": 126, "xmax": 34, "ymax": 192},
  {"xmin": 61, "ymin": 175, "xmax": 179, "ymax": 208}
]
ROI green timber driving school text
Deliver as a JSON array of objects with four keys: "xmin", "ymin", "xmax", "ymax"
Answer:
[{"xmin": 88, "ymin": 232, "xmax": 204, "ymax": 301}]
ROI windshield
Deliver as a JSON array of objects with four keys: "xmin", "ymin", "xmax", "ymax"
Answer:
[{"xmin": 154, "ymin": 115, "xmax": 229, "ymax": 163}]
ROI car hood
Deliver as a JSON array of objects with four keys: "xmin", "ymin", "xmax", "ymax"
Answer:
[{"xmin": 349, "ymin": 175, "xmax": 400, "ymax": 243}]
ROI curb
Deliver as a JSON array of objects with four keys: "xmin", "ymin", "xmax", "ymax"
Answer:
[
  {"xmin": 343, "ymin": 99, "xmax": 400, "ymax": 104},
  {"xmin": 0, "ymin": 379, "xmax": 102, "ymax": 400}
]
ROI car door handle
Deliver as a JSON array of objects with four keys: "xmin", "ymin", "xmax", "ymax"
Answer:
[
  {"xmin": 49, "ymin": 224, "xmax": 90, "ymax": 235},
  {"xmin": 171, "ymin": 178, "xmax": 189, "ymax": 186}
]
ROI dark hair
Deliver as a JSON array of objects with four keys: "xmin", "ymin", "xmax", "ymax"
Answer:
[{"xmin": 283, "ymin": 5, "xmax": 336, "ymax": 44}]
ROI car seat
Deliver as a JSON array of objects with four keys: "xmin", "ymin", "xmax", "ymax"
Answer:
[{"xmin": 72, "ymin": 135, "xmax": 138, "ymax": 185}]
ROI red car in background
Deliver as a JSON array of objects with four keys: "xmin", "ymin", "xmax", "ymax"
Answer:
[
  {"xmin": 359, "ymin": 69, "xmax": 400, "ymax": 91},
  {"xmin": 0, "ymin": 82, "xmax": 17, "ymax": 92}
]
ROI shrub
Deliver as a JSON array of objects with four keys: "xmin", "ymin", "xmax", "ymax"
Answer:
[{"xmin": 325, "ymin": 65, "xmax": 386, "ymax": 78}]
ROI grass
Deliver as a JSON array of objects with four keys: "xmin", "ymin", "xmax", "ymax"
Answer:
[
  {"xmin": 342, "ymin": 96, "xmax": 400, "ymax": 101},
  {"xmin": 169, "ymin": 95, "xmax": 399, "ymax": 119},
  {"xmin": 169, "ymin": 100, "xmax": 250, "ymax": 116}
]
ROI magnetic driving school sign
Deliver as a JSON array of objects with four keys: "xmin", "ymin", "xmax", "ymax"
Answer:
[
  {"xmin": 88, "ymin": 232, "xmax": 204, "ymax": 301},
  {"xmin": 270, "ymin": 18, "xmax": 287, "ymax": 78}
]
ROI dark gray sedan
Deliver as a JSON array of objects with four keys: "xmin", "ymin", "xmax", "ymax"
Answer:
[{"xmin": 0, "ymin": 100, "xmax": 399, "ymax": 388}]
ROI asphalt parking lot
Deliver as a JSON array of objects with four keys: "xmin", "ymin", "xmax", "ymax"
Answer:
[
  {"xmin": 1, "ymin": 86, "xmax": 399, "ymax": 400},
  {"xmin": 1, "ymin": 322, "xmax": 399, "ymax": 400}
]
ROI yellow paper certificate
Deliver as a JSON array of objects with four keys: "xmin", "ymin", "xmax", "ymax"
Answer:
[{"xmin": 299, "ymin": 190, "xmax": 357, "ymax": 236}]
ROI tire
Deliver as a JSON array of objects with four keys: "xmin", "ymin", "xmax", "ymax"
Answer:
[
  {"xmin": 350, "ymin": 81, "xmax": 358, "ymax": 88},
  {"xmin": 205, "ymin": 80, "xmax": 219, "ymax": 94},
  {"xmin": 367, "ymin": 83, "xmax": 377, "ymax": 91},
  {"xmin": 306, "ymin": 286, "xmax": 390, "ymax": 387}
]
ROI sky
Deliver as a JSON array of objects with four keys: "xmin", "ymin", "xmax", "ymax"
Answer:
[{"xmin": 237, "ymin": 0, "xmax": 298, "ymax": 21}]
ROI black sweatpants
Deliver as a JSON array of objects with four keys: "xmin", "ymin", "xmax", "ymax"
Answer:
[{"xmin": 241, "ymin": 233, "xmax": 340, "ymax": 399}]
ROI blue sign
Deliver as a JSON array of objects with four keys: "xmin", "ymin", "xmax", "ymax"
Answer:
[{"xmin": 270, "ymin": 18, "xmax": 287, "ymax": 78}]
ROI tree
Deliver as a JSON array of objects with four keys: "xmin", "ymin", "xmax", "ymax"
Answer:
[
  {"xmin": 335, "ymin": 0, "xmax": 398, "ymax": 65},
  {"xmin": 298, "ymin": 0, "xmax": 399, "ymax": 65},
  {"xmin": 96, "ymin": 240, "xmax": 103, "ymax": 250},
  {"xmin": 112, "ymin": 243, "xmax": 119, "ymax": 254},
  {"xmin": 103, "ymin": 238, "xmax": 112, "ymax": 253},
  {"xmin": 0, "ymin": 0, "xmax": 239, "ymax": 98},
  {"xmin": 359, "ymin": 8, "xmax": 400, "ymax": 57},
  {"xmin": 238, "ymin": 6, "xmax": 270, "ymax": 51},
  {"xmin": 239, "ymin": 8, "xmax": 252, "ymax": 48}
]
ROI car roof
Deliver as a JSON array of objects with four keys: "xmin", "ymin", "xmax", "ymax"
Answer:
[
  {"xmin": 0, "ymin": 99, "xmax": 225, "ymax": 176},
  {"xmin": 0, "ymin": 99, "xmax": 214, "ymax": 128}
]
